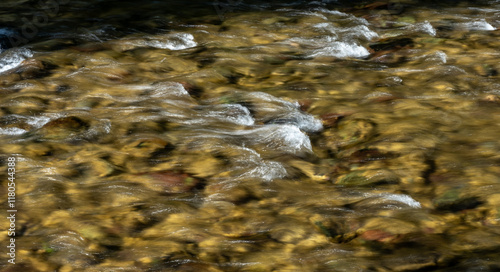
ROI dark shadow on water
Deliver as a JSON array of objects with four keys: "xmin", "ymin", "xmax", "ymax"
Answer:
[{"xmin": 0, "ymin": 0, "xmax": 497, "ymax": 51}]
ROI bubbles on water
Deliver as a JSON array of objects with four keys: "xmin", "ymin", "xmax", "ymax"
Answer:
[{"xmin": 0, "ymin": 48, "xmax": 33, "ymax": 74}]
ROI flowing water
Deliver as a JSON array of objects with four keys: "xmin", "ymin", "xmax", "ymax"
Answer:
[{"xmin": 1, "ymin": 0, "xmax": 500, "ymax": 271}]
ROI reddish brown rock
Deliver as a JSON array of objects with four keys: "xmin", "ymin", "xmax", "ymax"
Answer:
[
  {"xmin": 320, "ymin": 113, "xmax": 345, "ymax": 128},
  {"xmin": 298, "ymin": 99, "xmax": 311, "ymax": 112},
  {"xmin": 361, "ymin": 229, "xmax": 398, "ymax": 242},
  {"xmin": 16, "ymin": 59, "xmax": 47, "ymax": 79},
  {"xmin": 146, "ymin": 171, "xmax": 200, "ymax": 193},
  {"xmin": 179, "ymin": 81, "xmax": 203, "ymax": 98}
]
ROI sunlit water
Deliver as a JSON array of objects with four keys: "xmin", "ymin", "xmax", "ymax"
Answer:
[{"xmin": 1, "ymin": 0, "xmax": 500, "ymax": 271}]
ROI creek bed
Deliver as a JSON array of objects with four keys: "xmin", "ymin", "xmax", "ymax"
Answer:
[{"xmin": 1, "ymin": 0, "xmax": 500, "ymax": 271}]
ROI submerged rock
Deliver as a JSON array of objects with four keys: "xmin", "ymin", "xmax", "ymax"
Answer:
[
  {"xmin": 473, "ymin": 64, "xmax": 498, "ymax": 77},
  {"xmin": 357, "ymin": 217, "xmax": 419, "ymax": 243},
  {"xmin": 0, "ymin": 115, "xmax": 35, "ymax": 135},
  {"xmin": 320, "ymin": 113, "xmax": 345, "ymax": 128},
  {"xmin": 121, "ymin": 137, "xmax": 173, "ymax": 158},
  {"xmin": 335, "ymin": 169, "xmax": 399, "ymax": 186},
  {"xmin": 433, "ymin": 188, "xmax": 483, "ymax": 212},
  {"xmin": 382, "ymin": 252, "xmax": 438, "ymax": 271},
  {"xmin": 2, "ymin": 96, "xmax": 48, "ymax": 115},
  {"xmin": 38, "ymin": 116, "xmax": 89, "ymax": 140},
  {"xmin": 322, "ymin": 118, "xmax": 377, "ymax": 151},
  {"xmin": 288, "ymin": 159, "xmax": 330, "ymax": 182},
  {"xmin": 136, "ymin": 171, "xmax": 202, "ymax": 193},
  {"xmin": 369, "ymin": 38, "xmax": 414, "ymax": 52},
  {"xmin": 449, "ymin": 228, "xmax": 500, "ymax": 253},
  {"xmin": 15, "ymin": 59, "xmax": 48, "ymax": 79}
]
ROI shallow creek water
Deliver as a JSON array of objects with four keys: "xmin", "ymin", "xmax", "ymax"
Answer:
[{"xmin": 1, "ymin": 0, "xmax": 500, "ymax": 271}]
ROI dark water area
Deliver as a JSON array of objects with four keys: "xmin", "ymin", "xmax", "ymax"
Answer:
[
  {"xmin": 1, "ymin": 0, "xmax": 500, "ymax": 271},
  {"xmin": 0, "ymin": 1, "xmax": 497, "ymax": 48}
]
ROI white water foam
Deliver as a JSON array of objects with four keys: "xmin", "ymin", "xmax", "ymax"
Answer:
[
  {"xmin": 193, "ymin": 124, "xmax": 314, "ymax": 156},
  {"xmin": 159, "ymin": 101, "xmax": 255, "ymax": 127},
  {"xmin": 310, "ymin": 41, "xmax": 370, "ymax": 58},
  {"xmin": 313, "ymin": 7, "xmax": 370, "ymax": 25},
  {"xmin": 159, "ymin": 90, "xmax": 320, "ymax": 181},
  {"xmin": 462, "ymin": 19, "xmax": 495, "ymax": 31},
  {"xmin": 432, "ymin": 51, "xmax": 447, "ymax": 64},
  {"xmin": 381, "ymin": 193, "xmax": 421, "ymax": 208},
  {"xmin": 124, "ymin": 89, "xmax": 320, "ymax": 181},
  {"xmin": 150, "ymin": 82, "xmax": 191, "ymax": 97},
  {"xmin": 0, "ymin": 127, "xmax": 27, "ymax": 135},
  {"xmin": 204, "ymin": 104, "xmax": 255, "ymax": 126},
  {"xmin": 314, "ymin": 23, "xmax": 378, "ymax": 41},
  {"xmin": 0, "ymin": 48, "xmax": 33, "ymax": 74},
  {"xmin": 415, "ymin": 51, "xmax": 447, "ymax": 64},
  {"xmin": 271, "ymin": 111, "xmax": 323, "ymax": 133},
  {"xmin": 117, "ymin": 33, "xmax": 197, "ymax": 51},
  {"xmin": 282, "ymin": 7, "xmax": 378, "ymax": 59},
  {"xmin": 148, "ymin": 33, "xmax": 197, "ymax": 50},
  {"xmin": 365, "ymin": 193, "xmax": 421, "ymax": 208},
  {"xmin": 239, "ymin": 160, "xmax": 288, "ymax": 181},
  {"xmin": 243, "ymin": 124, "xmax": 313, "ymax": 154},
  {"xmin": 343, "ymin": 25, "xmax": 379, "ymax": 41},
  {"xmin": 0, "ymin": 115, "xmax": 52, "ymax": 135},
  {"xmin": 25, "ymin": 115, "xmax": 52, "ymax": 127},
  {"xmin": 242, "ymin": 92, "xmax": 323, "ymax": 132},
  {"xmin": 227, "ymin": 146, "xmax": 289, "ymax": 181},
  {"xmin": 412, "ymin": 21, "xmax": 436, "ymax": 36},
  {"xmin": 312, "ymin": 8, "xmax": 347, "ymax": 16}
]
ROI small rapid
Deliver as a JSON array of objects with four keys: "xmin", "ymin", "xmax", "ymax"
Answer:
[{"xmin": 0, "ymin": 47, "xmax": 33, "ymax": 73}]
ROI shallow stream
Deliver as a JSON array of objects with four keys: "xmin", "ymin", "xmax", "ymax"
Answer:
[{"xmin": 1, "ymin": 0, "xmax": 500, "ymax": 271}]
